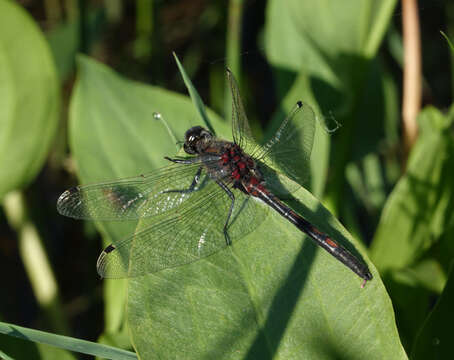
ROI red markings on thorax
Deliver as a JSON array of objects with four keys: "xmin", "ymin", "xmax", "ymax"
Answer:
[
  {"xmin": 232, "ymin": 169, "xmax": 241, "ymax": 180},
  {"xmin": 220, "ymin": 144, "xmax": 266, "ymax": 195},
  {"xmin": 221, "ymin": 153, "xmax": 229, "ymax": 164},
  {"xmin": 246, "ymin": 176, "xmax": 266, "ymax": 196}
]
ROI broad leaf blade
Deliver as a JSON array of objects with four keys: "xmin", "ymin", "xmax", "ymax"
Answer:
[
  {"xmin": 0, "ymin": 1, "xmax": 59, "ymax": 200},
  {"xmin": 127, "ymin": 183, "xmax": 403, "ymax": 359},
  {"xmin": 370, "ymin": 107, "xmax": 454, "ymax": 271},
  {"xmin": 265, "ymin": 0, "xmax": 397, "ymax": 76},
  {"xmin": 368, "ymin": 107, "xmax": 454, "ymax": 350}
]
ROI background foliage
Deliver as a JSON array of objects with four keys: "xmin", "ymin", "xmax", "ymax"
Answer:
[{"xmin": 0, "ymin": 0, "xmax": 453, "ymax": 359}]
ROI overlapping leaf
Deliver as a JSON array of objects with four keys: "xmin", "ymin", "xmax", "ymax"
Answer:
[{"xmin": 0, "ymin": 1, "xmax": 59, "ymax": 200}]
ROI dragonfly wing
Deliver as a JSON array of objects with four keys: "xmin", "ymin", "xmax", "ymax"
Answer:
[
  {"xmin": 226, "ymin": 69, "xmax": 316, "ymax": 191},
  {"xmin": 254, "ymin": 101, "xmax": 316, "ymax": 190},
  {"xmin": 57, "ymin": 161, "xmax": 209, "ymax": 221},
  {"xmin": 97, "ymin": 179, "xmax": 268, "ymax": 278},
  {"xmin": 226, "ymin": 69, "xmax": 260, "ymax": 155}
]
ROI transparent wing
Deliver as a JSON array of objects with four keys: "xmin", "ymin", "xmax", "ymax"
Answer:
[
  {"xmin": 57, "ymin": 161, "xmax": 209, "ymax": 220},
  {"xmin": 226, "ymin": 68, "xmax": 260, "ymax": 155},
  {"xmin": 96, "ymin": 178, "xmax": 268, "ymax": 278},
  {"xmin": 226, "ymin": 68, "xmax": 316, "ymax": 190},
  {"xmin": 254, "ymin": 101, "xmax": 316, "ymax": 189}
]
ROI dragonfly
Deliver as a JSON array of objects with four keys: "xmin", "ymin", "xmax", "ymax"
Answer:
[{"xmin": 57, "ymin": 69, "xmax": 372, "ymax": 285}]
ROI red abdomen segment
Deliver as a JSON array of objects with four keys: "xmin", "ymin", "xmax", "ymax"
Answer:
[{"xmin": 249, "ymin": 184, "xmax": 373, "ymax": 283}]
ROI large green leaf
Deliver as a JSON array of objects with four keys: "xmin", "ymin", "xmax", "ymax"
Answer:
[
  {"xmin": 174, "ymin": 52, "xmax": 216, "ymax": 135},
  {"xmin": 265, "ymin": 0, "xmax": 397, "ymax": 98},
  {"xmin": 68, "ymin": 57, "xmax": 404, "ymax": 359},
  {"xmin": 127, "ymin": 188, "xmax": 403, "ymax": 359},
  {"xmin": 370, "ymin": 107, "xmax": 454, "ymax": 271},
  {"xmin": 0, "ymin": 1, "xmax": 59, "ymax": 200},
  {"xmin": 369, "ymin": 107, "xmax": 454, "ymax": 350}
]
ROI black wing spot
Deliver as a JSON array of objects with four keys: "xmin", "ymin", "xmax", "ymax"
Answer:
[
  {"xmin": 104, "ymin": 244, "xmax": 116, "ymax": 253},
  {"xmin": 57, "ymin": 186, "xmax": 79, "ymax": 203}
]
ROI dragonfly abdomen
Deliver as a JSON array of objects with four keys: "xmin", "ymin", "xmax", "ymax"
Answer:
[{"xmin": 251, "ymin": 186, "xmax": 373, "ymax": 283}]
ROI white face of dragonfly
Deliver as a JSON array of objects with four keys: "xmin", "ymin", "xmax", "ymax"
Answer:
[{"xmin": 183, "ymin": 126, "xmax": 214, "ymax": 155}]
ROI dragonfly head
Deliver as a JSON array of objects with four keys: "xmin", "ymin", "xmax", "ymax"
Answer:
[{"xmin": 184, "ymin": 126, "xmax": 213, "ymax": 155}]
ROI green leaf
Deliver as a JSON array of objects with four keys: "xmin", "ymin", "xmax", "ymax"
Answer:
[
  {"xmin": 405, "ymin": 259, "xmax": 446, "ymax": 294},
  {"xmin": 68, "ymin": 57, "xmax": 403, "ymax": 359},
  {"xmin": 427, "ymin": 223, "xmax": 454, "ymax": 276},
  {"xmin": 0, "ymin": 321, "xmax": 137, "ymax": 360},
  {"xmin": 98, "ymin": 326, "xmax": 133, "ymax": 355},
  {"xmin": 173, "ymin": 52, "xmax": 218, "ymax": 135},
  {"xmin": 265, "ymin": 0, "xmax": 397, "ymax": 75},
  {"xmin": 382, "ymin": 265, "xmax": 442, "ymax": 350},
  {"xmin": 0, "ymin": 332, "xmax": 76, "ymax": 360},
  {"xmin": 440, "ymin": 30, "xmax": 454, "ymax": 54},
  {"xmin": 370, "ymin": 106, "xmax": 454, "ymax": 271},
  {"xmin": 103, "ymin": 277, "xmax": 128, "ymax": 333},
  {"xmin": 127, "ymin": 185, "xmax": 404, "ymax": 359},
  {"xmin": 0, "ymin": 1, "xmax": 59, "ymax": 200},
  {"xmin": 0, "ymin": 347, "xmax": 14, "ymax": 360},
  {"xmin": 369, "ymin": 107, "xmax": 454, "ymax": 351},
  {"xmin": 411, "ymin": 264, "xmax": 454, "ymax": 359}
]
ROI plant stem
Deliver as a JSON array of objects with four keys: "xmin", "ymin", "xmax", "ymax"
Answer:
[
  {"xmin": 3, "ymin": 191, "xmax": 69, "ymax": 335},
  {"xmin": 401, "ymin": 0, "xmax": 422, "ymax": 168},
  {"xmin": 224, "ymin": 0, "xmax": 244, "ymax": 120}
]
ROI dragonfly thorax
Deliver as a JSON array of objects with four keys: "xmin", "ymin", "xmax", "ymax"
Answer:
[{"xmin": 218, "ymin": 143, "xmax": 265, "ymax": 194}]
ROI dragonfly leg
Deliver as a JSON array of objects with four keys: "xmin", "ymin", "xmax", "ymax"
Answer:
[
  {"xmin": 164, "ymin": 156, "xmax": 199, "ymax": 165},
  {"xmin": 216, "ymin": 180, "xmax": 235, "ymax": 246},
  {"xmin": 162, "ymin": 167, "xmax": 203, "ymax": 194}
]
